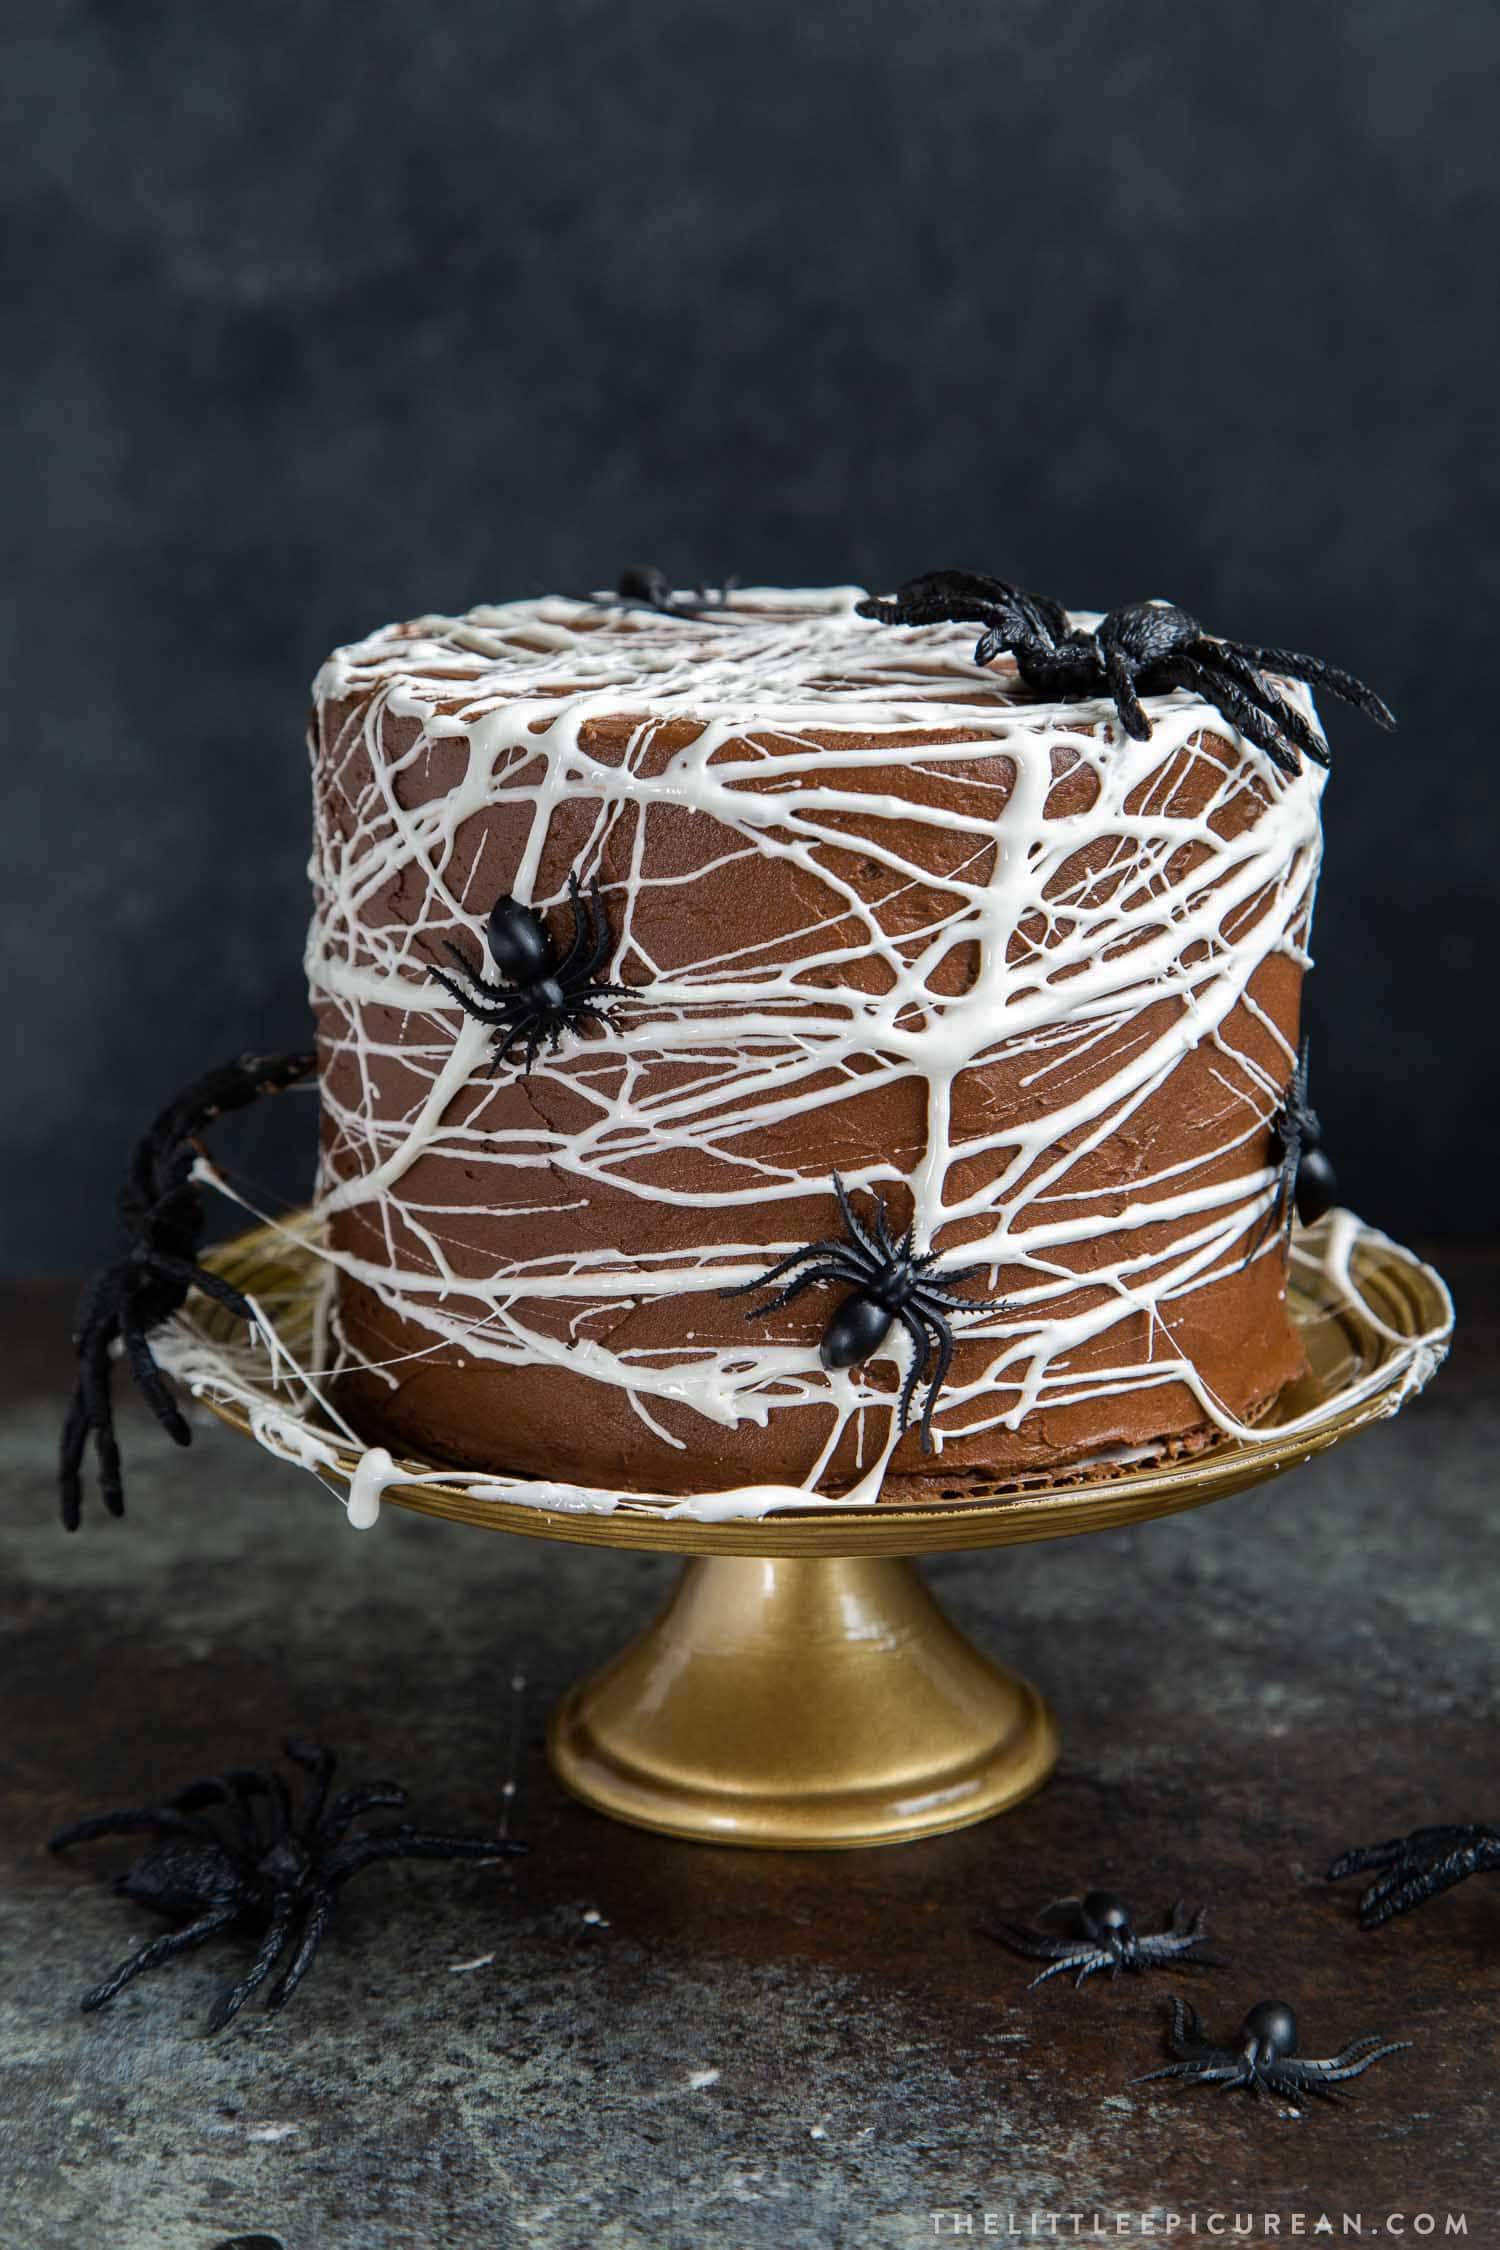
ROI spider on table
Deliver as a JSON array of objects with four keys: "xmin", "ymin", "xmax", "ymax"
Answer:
[
  {"xmin": 982, "ymin": 1892, "xmax": 1221, "ymax": 1989},
  {"xmin": 51, "ymin": 1740, "xmax": 525, "ymax": 2032},
  {"xmin": 1329, "ymin": 1822, "xmax": 1500, "ymax": 1927},
  {"xmin": 1137, "ymin": 1997, "xmax": 1408, "ymax": 2105}
]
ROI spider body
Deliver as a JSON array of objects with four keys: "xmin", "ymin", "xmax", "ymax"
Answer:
[
  {"xmin": 856, "ymin": 569, "xmax": 1394, "ymax": 775},
  {"xmin": 1328, "ymin": 1822, "xmax": 1500, "ymax": 1927},
  {"xmin": 720, "ymin": 1173, "xmax": 1008, "ymax": 1451},
  {"xmin": 1138, "ymin": 1996, "xmax": 1408, "ymax": 2104},
  {"xmin": 429, "ymin": 873, "xmax": 633, "ymax": 1074},
  {"xmin": 50, "ymin": 1741, "xmax": 524, "ymax": 2032},
  {"xmin": 984, "ymin": 1892, "xmax": 1219, "ymax": 1988},
  {"xmin": 61, "ymin": 1049, "xmax": 316, "ymax": 1529}
]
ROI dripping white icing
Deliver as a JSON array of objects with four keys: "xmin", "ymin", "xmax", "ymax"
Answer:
[
  {"xmin": 345, "ymin": 1445, "xmax": 396, "ymax": 1530},
  {"xmin": 299, "ymin": 584, "xmax": 1333, "ymax": 1495}
]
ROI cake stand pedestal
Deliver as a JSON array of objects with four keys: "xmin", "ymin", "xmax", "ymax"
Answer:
[
  {"xmin": 190, "ymin": 1218, "xmax": 1449, "ymax": 1852},
  {"xmin": 548, "ymin": 1551, "xmax": 1056, "ymax": 1848}
]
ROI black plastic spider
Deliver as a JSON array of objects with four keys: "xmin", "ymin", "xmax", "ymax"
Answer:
[
  {"xmin": 982, "ymin": 1892, "xmax": 1221, "ymax": 1988},
  {"xmin": 855, "ymin": 570, "xmax": 1395, "ymax": 776},
  {"xmin": 1137, "ymin": 1997, "xmax": 1409, "ymax": 2105},
  {"xmin": 50, "ymin": 1740, "xmax": 525, "ymax": 2032},
  {"xmin": 1328, "ymin": 1822, "xmax": 1500, "ymax": 1927},
  {"xmin": 611, "ymin": 564, "xmax": 738, "ymax": 618},
  {"xmin": 429, "ymin": 874, "xmax": 633, "ymax": 1074},
  {"xmin": 61, "ymin": 1049, "xmax": 316, "ymax": 1531},
  {"xmin": 720, "ymin": 1173, "xmax": 1008, "ymax": 1451},
  {"xmin": 1254, "ymin": 1036, "xmax": 1337, "ymax": 1254}
]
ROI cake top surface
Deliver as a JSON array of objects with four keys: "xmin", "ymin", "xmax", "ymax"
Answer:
[{"xmin": 317, "ymin": 584, "xmax": 1182, "ymax": 741}]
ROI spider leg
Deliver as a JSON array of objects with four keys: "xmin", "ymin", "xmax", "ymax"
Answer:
[
  {"xmin": 739, "ymin": 1262, "xmax": 861, "ymax": 1322},
  {"xmin": 719, "ymin": 1241, "xmax": 857, "ymax": 1301},
  {"xmin": 266, "ymin": 1890, "xmax": 335, "ymax": 2012},
  {"xmin": 140, "ymin": 1256, "xmax": 255, "ymax": 1324},
  {"xmin": 1229, "ymin": 644, "xmax": 1396, "ymax": 733},
  {"xmin": 1355, "ymin": 1853, "xmax": 1484, "ymax": 1926},
  {"xmin": 319, "ymin": 1783, "xmax": 409, "ymax": 1842},
  {"xmin": 51, "ymin": 1805, "xmax": 221, "ymax": 1853},
  {"xmin": 440, "ymin": 939, "xmax": 516, "ymax": 1007},
  {"xmin": 430, "ymin": 959, "xmax": 518, "ymax": 1024},
  {"xmin": 206, "ymin": 1895, "xmax": 300, "ymax": 2031},
  {"xmin": 1204, "ymin": 645, "xmax": 1329, "ymax": 768},
  {"xmin": 119, "ymin": 1312, "xmax": 191, "ymax": 1447},
  {"xmin": 325, "ymin": 1828, "xmax": 524, "ymax": 1883},
  {"xmin": 1103, "ymin": 645, "xmax": 1151, "ymax": 740},
  {"xmin": 80, "ymin": 1903, "xmax": 243, "ymax": 2012},
  {"xmin": 913, "ymin": 1275, "xmax": 1007, "ymax": 1316},
  {"xmin": 552, "ymin": 876, "xmax": 594, "ymax": 985},
  {"xmin": 484, "ymin": 1016, "xmax": 533, "ymax": 1075},
  {"xmin": 283, "ymin": 1740, "xmax": 337, "ymax": 1830},
  {"xmin": 60, "ymin": 1377, "xmax": 94, "ymax": 1533},
  {"xmin": 1161, "ymin": 1996, "xmax": 1206, "ymax": 2058},
  {"xmin": 831, "ymin": 1174, "xmax": 883, "ymax": 1264},
  {"xmin": 1294, "ymin": 2037, "xmax": 1412, "ymax": 2083},
  {"xmin": 979, "ymin": 1920, "xmax": 1078, "ymax": 1963},
  {"xmin": 77, "ymin": 1329, "xmax": 126, "ymax": 1519},
  {"xmin": 894, "ymin": 1307, "xmax": 936, "ymax": 1443},
  {"xmin": 1152, "ymin": 657, "xmax": 1303, "ymax": 776},
  {"xmin": 1182, "ymin": 658, "xmax": 1308, "ymax": 776},
  {"xmin": 1071, "ymin": 1953, "xmax": 1110, "ymax": 1990},
  {"xmin": 914, "ymin": 1312, "xmax": 954, "ymax": 1453}
]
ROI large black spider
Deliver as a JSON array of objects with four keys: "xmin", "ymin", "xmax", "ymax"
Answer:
[
  {"xmin": 855, "ymin": 570, "xmax": 1395, "ymax": 776},
  {"xmin": 50, "ymin": 1740, "xmax": 525, "ymax": 2032},
  {"xmin": 982, "ymin": 1892, "xmax": 1221, "ymax": 1989},
  {"xmin": 611, "ymin": 564, "xmax": 738, "ymax": 618},
  {"xmin": 1328, "ymin": 1822, "xmax": 1500, "ymax": 1927},
  {"xmin": 1137, "ymin": 1997, "xmax": 1409, "ymax": 2105},
  {"xmin": 61, "ymin": 1049, "xmax": 316, "ymax": 1531},
  {"xmin": 429, "ymin": 874, "xmax": 633, "ymax": 1074},
  {"xmin": 1255, "ymin": 1036, "xmax": 1338, "ymax": 1253},
  {"xmin": 720, "ymin": 1173, "xmax": 1009, "ymax": 1451}
]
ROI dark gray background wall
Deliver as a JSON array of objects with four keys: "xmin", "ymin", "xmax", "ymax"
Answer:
[{"xmin": 5, "ymin": 0, "xmax": 1497, "ymax": 1270}]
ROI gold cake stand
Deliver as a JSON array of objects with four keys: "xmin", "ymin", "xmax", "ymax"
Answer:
[{"xmin": 187, "ymin": 1220, "xmax": 1450, "ymax": 1853}]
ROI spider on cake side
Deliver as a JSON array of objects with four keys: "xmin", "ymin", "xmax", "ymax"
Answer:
[
  {"xmin": 721, "ymin": 1174, "xmax": 1009, "ymax": 1452},
  {"xmin": 61, "ymin": 1049, "xmax": 316, "ymax": 1528},
  {"xmin": 429, "ymin": 873, "xmax": 634, "ymax": 1075}
]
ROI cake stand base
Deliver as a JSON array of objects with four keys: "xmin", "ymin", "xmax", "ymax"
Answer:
[{"xmin": 546, "ymin": 1553, "xmax": 1057, "ymax": 1849}]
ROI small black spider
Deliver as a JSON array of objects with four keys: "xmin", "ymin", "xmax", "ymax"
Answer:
[
  {"xmin": 1137, "ymin": 1997, "xmax": 1409, "ymax": 2105},
  {"xmin": 982, "ymin": 1892, "xmax": 1221, "ymax": 1988},
  {"xmin": 1328, "ymin": 1822, "xmax": 1500, "ymax": 1927},
  {"xmin": 61, "ymin": 1049, "xmax": 317, "ymax": 1531},
  {"xmin": 611, "ymin": 564, "xmax": 738, "ymax": 618},
  {"xmin": 1258, "ymin": 1036, "xmax": 1338, "ymax": 1251},
  {"xmin": 855, "ymin": 570, "xmax": 1395, "ymax": 776},
  {"xmin": 429, "ymin": 873, "xmax": 633, "ymax": 1074},
  {"xmin": 719, "ymin": 1173, "xmax": 1009, "ymax": 1451},
  {"xmin": 50, "ymin": 1741, "xmax": 525, "ymax": 2032}
]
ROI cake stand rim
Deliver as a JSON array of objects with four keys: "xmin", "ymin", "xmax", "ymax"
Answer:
[{"xmin": 183, "ymin": 1215, "xmax": 1452, "ymax": 1558}]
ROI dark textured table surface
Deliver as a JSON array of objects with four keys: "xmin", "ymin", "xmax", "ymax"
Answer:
[{"xmin": 1, "ymin": 1255, "xmax": 1495, "ymax": 2250}]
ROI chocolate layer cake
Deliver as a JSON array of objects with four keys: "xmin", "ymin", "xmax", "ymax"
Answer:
[{"xmin": 306, "ymin": 586, "xmax": 1321, "ymax": 1502}]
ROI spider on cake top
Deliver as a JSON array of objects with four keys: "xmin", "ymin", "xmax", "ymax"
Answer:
[{"xmin": 856, "ymin": 569, "xmax": 1395, "ymax": 775}]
